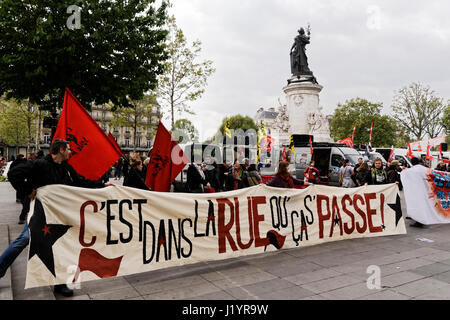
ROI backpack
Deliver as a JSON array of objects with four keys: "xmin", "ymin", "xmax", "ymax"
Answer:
[{"xmin": 7, "ymin": 161, "xmax": 33, "ymax": 196}]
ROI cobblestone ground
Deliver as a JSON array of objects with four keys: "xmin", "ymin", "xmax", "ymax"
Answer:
[{"xmin": 2, "ymin": 180, "xmax": 450, "ymax": 300}]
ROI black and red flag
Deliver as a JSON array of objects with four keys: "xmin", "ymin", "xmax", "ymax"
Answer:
[
  {"xmin": 53, "ymin": 88, "xmax": 122, "ymax": 180},
  {"xmin": 145, "ymin": 121, "xmax": 189, "ymax": 192}
]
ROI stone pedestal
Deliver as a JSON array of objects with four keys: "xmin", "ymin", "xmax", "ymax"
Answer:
[{"xmin": 282, "ymin": 78, "xmax": 333, "ymax": 143}]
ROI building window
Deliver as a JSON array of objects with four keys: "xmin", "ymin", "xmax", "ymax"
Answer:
[
  {"xmin": 44, "ymin": 133, "xmax": 51, "ymax": 144},
  {"xmin": 125, "ymin": 127, "xmax": 130, "ymax": 133},
  {"xmin": 136, "ymin": 137, "xmax": 141, "ymax": 147},
  {"xmin": 147, "ymin": 140, "xmax": 152, "ymax": 148},
  {"xmin": 125, "ymin": 138, "xmax": 130, "ymax": 147}
]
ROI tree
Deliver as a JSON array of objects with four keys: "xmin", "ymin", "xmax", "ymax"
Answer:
[
  {"xmin": 218, "ymin": 115, "xmax": 258, "ymax": 135},
  {"xmin": 391, "ymin": 83, "xmax": 447, "ymax": 140},
  {"xmin": 0, "ymin": 98, "xmax": 36, "ymax": 153},
  {"xmin": 330, "ymin": 98, "xmax": 398, "ymax": 147},
  {"xmin": 0, "ymin": 0, "xmax": 169, "ymax": 119},
  {"xmin": 441, "ymin": 104, "xmax": 450, "ymax": 134},
  {"xmin": 109, "ymin": 95, "xmax": 159, "ymax": 152},
  {"xmin": 172, "ymin": 118, "xmax": 199, "ymax": 143},
  {"xmin": 156, "ymin": 16, "xmax": 215, "ymax": 129}
]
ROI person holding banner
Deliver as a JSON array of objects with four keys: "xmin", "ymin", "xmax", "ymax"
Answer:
[
  {"xmin": 268, "ymin": 161, "xmax": 307, "ymax": 188},
  {"xmin": 303, "ymin": 160, "xmax": 320, "ymax": 184},
  {"xmin": 369, "ymin": 158, "xmax": 388, "ymax": 185},
  {"xmin": 0, "ymin": 139, "xmax": 115, "ymax": 297},
  {"xmin": 124, "ymin": 159, "xmax": 150, "ymax": 191},
  {"xmin": 227, "ymin": 159, "xmax": 249, "ymax": 190}
]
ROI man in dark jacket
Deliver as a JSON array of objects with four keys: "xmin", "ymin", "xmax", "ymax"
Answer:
[
  {"xmin": 0, "ymin": 139, "xmax": 114, "ymax": 297},
  {"xmin": 186, "ymin": 161, "xmax": 210, "ymax": 193}
]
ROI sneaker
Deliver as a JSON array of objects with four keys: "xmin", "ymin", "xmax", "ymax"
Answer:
[
  {"xmin": 411, "ymin": 222, "xmax": 424, "ymax": 228},
  {"xmin": 53, "ymin": 284, "xmax": 74, "ymax": 297}
]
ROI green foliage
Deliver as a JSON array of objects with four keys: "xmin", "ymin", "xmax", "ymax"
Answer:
[
  {"xmin": 172, "ymin": 118, "xmax": 199, "ymax": 143},
  {"xmin": 0, "ymin": 98, "xmax": 36, "ymax": 146},
  {"xmin": 156, "ymin": 16, "xmax": 215, "ymax": 129},
  {"xmin": 109, "ymin": 95, "xmax": 159, "ymax": 151},
  {"xmin": 391, "ymin": 83, "xmax": 446, "ymax": 140},
  {"xmin": 0, "ymin": 0, "xmax": 169, "ymax": 113},
  {"xmin": 441, "ymin": 105, "xmax": 450, "ymax": 135},
  {"xmin": 330, "ymin": 98, "xmax": 398, "ymax": 147},
  {"xmin": 217, "ymin": 114, "xmax": 258, "ymax": 136}
]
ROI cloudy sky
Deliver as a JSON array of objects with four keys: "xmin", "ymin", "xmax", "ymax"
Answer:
[{"xmin": 164, "ymin": 0, "xmax": 450, "ymax": 140}]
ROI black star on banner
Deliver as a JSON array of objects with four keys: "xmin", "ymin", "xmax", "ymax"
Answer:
[
  {"xmin": 333, "ymin": 217, "xmax": 340, "ymax": 226},
  {"xmin": 387, "ymin": 194, "xmax": 403, "ymax": 228},
  {"xmin": 28, "ymin": 199, "xmax": 71, "ymax": 277}
]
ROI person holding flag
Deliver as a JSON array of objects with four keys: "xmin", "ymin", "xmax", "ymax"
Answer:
[
  {"xmin": 0, "ymin": 139, "xmax": 116, "ymax": 297},
  {"xmin": 145, "ymin": 121, "xmax": 189, "ymax": 192}
]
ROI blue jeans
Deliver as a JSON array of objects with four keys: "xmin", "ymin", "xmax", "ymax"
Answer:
[{"xmin": 0, "ymin": 222, "xmax": 29, "ymax": 278}]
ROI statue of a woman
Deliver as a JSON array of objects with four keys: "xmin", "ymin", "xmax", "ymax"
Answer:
[{"xmin": 290, "ymin": 27, "xmax": 313, "ymax": 76}]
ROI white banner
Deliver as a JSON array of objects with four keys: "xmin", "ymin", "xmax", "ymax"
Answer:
[
  {"xmin": 25, "ymin": 183, "xmax": 406, "ymax": 288},
  {"xmin": 401, "ymin": 165, "xmax": 450, "ymax": 225}
]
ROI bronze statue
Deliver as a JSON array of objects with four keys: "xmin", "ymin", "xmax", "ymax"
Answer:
[{"xmin": 290, "ymin": 25, "xmax": 316, "ymax": 82}]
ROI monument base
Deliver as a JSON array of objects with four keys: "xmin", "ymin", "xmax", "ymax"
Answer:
[{"xmin": 283, "ymin": 79, "xmax": 333, "ymax": 143}]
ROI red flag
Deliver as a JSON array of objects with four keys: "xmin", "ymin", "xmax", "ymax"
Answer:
[
  {"xmin": 407, "ymin": 142, "xmax": 414, "ymax": 159},
  {"xmin": 351, "ymin": 121, "xmax": 358, "ymax": 142},
  {"xmin": 338, "ymin": 137, "xmax": 354, "ymax": 148},
  {"xmin": 73, "ymin": 248, "xmax": 123, "ymax": 282},
  {"xmin": 107, "ymin": 133, "xmax": 123, "ymax": 156},
  {"xmin": 53, "ymin": 88, "xmax": 122, "ymax": 180},
  {"xmin": 145, "ymin": 121, "xmax": 189, "ymax": 191},
  {"xmin": 282, "ymin": 146, "xmax": 287, "ymax": 161},
  {"xmin": 369, "ymin": 121, "xmax": 373, "ymax": 141},
  {"xmin": 426, "ymin": 143, "xmax": 433, "ymax": 161},
  {"xmin": 388, "ymin": 146, "xmax": 395, "ymax": 162},
  {"xmin": 309, "ymin": 136, "xmax": 314, "ymax": 155},
  {"xmin": 261, "ymin": 136, "xmax": 274, "ymax": 153}
]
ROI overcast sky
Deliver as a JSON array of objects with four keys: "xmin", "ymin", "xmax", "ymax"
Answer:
[{"xmin": 164, "ymin": 0, "xmax": 450, "ymax": 140}]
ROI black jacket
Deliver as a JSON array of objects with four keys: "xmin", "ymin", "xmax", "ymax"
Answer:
[
  {"xmin": 186, "ymin": 164, "xmax": 207, "ymax": 193},
  {"xmin": 124, "ymin": 168, "xmax": 150, "ymax": 191},
  {"xmin": 30, "ymin": 154, "xmax": 104, "ymax": 191},
  {"xmin": 355, "ymin": 170, "xmax": 371, "ymax": 186}
]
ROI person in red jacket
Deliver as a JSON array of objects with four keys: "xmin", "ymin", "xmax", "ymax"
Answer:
[{"xmin": 303, "ymin": 160, "xmax": 320, "ymax": 184}]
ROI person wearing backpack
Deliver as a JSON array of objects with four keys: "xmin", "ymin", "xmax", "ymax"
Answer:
[
  {"xmin": 7, "ymin": 157, "xmax": 34, "ymax": 224},
  {"xmin": 0, "ymin": 139, "xmax": 115, "ymax": 297}
]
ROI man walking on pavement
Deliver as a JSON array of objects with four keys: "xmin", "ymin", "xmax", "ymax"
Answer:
[{"xmin": 0, "ymin": 139, "xmax": 115, "ymax": 297}]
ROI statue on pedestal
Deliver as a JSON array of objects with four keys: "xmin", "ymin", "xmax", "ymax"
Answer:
[{"xmin": 289, "ymin": 25, "xmax": 317, "ymax": 84}]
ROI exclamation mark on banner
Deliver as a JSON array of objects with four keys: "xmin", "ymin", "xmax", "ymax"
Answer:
[{"xmin": 380, "ymin": 193, "xmax": 385, "ymax": 230}]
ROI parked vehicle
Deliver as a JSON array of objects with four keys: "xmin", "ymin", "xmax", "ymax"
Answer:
[
  {"xmin": 374, "ymin": 148, "xmax": 413, "ymax": 169},
  {"xmin": 292, "ymin": 142, "xmax": 362, "ymax": 186}
]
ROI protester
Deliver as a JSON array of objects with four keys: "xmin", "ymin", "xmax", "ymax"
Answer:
[
  {"xmin": 355, "ymin": 162, "xmax": 371, "ymax": 186},
  {"xmin": 227, "ymin": 159, "xmax": 249, "ymax": 190},
  {"xmin": 0, "ymin": 139, "xmax": 115, "ymax": 297},
  {"xmin": 10, "ymin": 154, "xmax": 27, "ymax": 203},
  {"xmin": 36, "ymin": 150, "xmax": 44, "ymax": 160},
  {"xmin": 303, "ymin": 160, "xmax": 320, "ymax": 184},
  {"xmin": 186, "ymin": 160, "xmax": 210, "ymax": 193},
  {"xmin": 369, "ymin": 158, "xmax": 388, "ymax": 185},
  {"xmin": 124, "ymin": 159, "xmax": 150, "ymax": 191},
  {"xmin": 339, "ymin": 159, "xmax": 355, "ymax": 188},
  {"xmin": 122, "ymin": 152, "xmax": 131, "ymax": 185},
  {"xmin": 386, "ymin": 160, "xmax": 403, "ymax": 189},
  {"xmin": 267, "ymin": 161, "xmax": 306, "ymax": 188},
  {"xmin": 218, "ymin": 160, "xmax": 231, "ymax": 192},
  {"xmin": 435, "ymin": 160, "xmax": 447, "ymax": 171},
  {"xmin": 407, "ymin": 157, "xmax": 426, "ymax": 228},
  {"xmin": 247, "ymin": 163, "xmax": 262, "ymax": 186},
  {"xmin": 113, "ymin": 156, "xmax": 123, "ymax": 180},
  {"xmin": 203, "ymin": 157, "xmax": 220, "ymax": 192},
  {"xmin": 354, "ymin": 157, "xmax": 364, "ymax": 172}
]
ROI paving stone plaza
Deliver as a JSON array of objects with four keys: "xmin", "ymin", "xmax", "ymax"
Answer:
[{"xmin": 3, "ymin": 179, "xmax": 450, "ymax": 301}]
